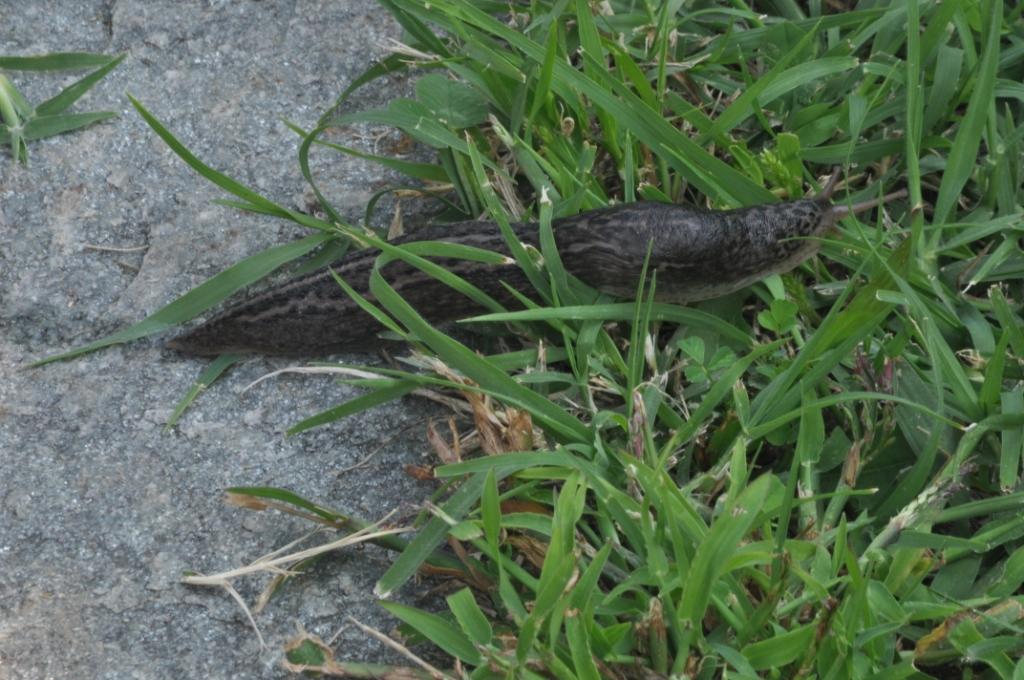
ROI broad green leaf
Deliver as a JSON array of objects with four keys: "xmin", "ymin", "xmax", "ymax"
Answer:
[
  {"xmin": 415, "ymin": 73, "xmax": 489, "ymax": 129},
  {"xmin": 446, "ymin": 588, "xmax": 493, "ymax": 646},
  {"xmin": 742, "ymin": 623, "xmax": 815, "ymax": 671}
]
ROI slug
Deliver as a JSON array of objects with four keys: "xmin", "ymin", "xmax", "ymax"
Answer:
[{"xmin": 167, "ymin": 174, "xmax": 905, "ymax": 356}]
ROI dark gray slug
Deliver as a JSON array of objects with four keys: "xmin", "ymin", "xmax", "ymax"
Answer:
[{"xmin": 168, "ymin": 175, "xmax": 905, "ymax": 356}]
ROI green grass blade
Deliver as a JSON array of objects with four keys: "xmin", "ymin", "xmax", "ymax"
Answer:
[
  {"xmin": 703, "ymin": 28, "xmax": 833, "ymax": 141},
  {"xmin": 0, "ymin": 74, "xmax": 25, "ymax": 123},
  {"xmin": 931, "ymin": 0, "xmax": 1001, "ymax": 228},
  {"xmin": 376, "ymin": 0, "xmax": 451, "ymax": 58},
  {"xmin": 318, "ymin": 52, "xmax": 410, "ymax": 122},
  {"xmin": 332, "ymin": 106, "xmax": 493, "ymax": 165},
  {"xmin": 446, "ymin": 588, "xmax": 493, "ymax": 646},
  {"xmin": 0, "ymin": 52, "xmax": 116, "ymax": 71},
  {"xmin": 287, "ymin": 381, "xmax": 419, "ymax": 435},
  {"xmin": 224, "ymin": 486, "xmax": 345, "ymax": 520},
  {"xmin": 285, "ymin": 120, "xmax": 449, "ymax": 182},
  {"xmin": 999, "ymin": 391, "xmax": 1024, "ymax": 493},
  {"xmin": 742, "ymin": 624, "xmax": 816, "ymax": 671},
  {"xmin": 368, "ymin": 266, "xmax": 589, "ymax": 441},
  {"xmin": 32, "ymin": 233, "xmax": 330, "ymax": 365},
  {"xmin": 21, "ymin": 111, "xmax": 117, "ymax": 140},
  {"xmin": 34, "ymin": 53, "xmax": 125, "ymax": 116},
  {"xmin": 425, "ymin": 0, "xmax": 774, "ymax": 205},
  {"xmin": 678, "ymin": 476, "xmax": 771, "ymax": 650},
  {"xmin": 379, "ymin": 601, "xmax": 483, "ymax": 665},
  {"xmin": 127, "ymin": 94, "xmax": 289, "ymax": 218},
  {"xmin": 376, "ymin": 472, "xmax": 487, "ymax": 598},
  {"xmin": 465, "ymin": 303, "xmax": 752, "ymax": 347},
  {"xmin": 164, "ymin": 353, "xmax": 243, "ymax": 430}
]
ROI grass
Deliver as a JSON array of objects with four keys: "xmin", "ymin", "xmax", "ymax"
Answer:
[
  {"xmin": 0, "ymin": 52, "xmax": 124, "ymax": 163},
  {"xmin": 41, "ymin": 0, "xmax": 1024, "ymax": 677}
]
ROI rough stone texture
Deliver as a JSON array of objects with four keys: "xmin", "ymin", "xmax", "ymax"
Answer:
[{"xmin": 1, "ymin": 2, "xmax": 448, "ymax": 677}]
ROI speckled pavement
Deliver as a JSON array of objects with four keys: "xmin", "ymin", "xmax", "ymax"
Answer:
[{"xmin": 0, "ymin": 2, "xmax": 448, "ymax": 677}]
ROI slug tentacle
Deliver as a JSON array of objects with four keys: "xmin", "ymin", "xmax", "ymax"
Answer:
[
  {"xmin": 168, "ymin": 180, "xmax": 905, "ymax": 356},
  {"xmin": 818, "ymin": 168, "xmax": 843, "ymax": 201},
  {"xmin": 831, "ymin": 190, "xmax": 909, "ymax": 220}
]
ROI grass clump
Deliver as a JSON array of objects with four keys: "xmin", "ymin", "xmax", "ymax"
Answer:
[
  {"xmin": 0, "ymin": 52, "xmax": 124, "ymax": 163},
  {"xmin": 278, "ymin": 1, "xmax": 1024, "ymax": 676},
  {"xmin": 42, "ymin": 0, "xmax": 1024, "ymax": 677}
]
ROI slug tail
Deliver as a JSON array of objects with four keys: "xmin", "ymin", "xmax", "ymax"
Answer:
[
  {"xmin": 166, "ymin": 314, "xmax": 389, "ymax": 356},
  {"xmin": 165, "ymin": 332, "xmax": 218, "ymax": 357},
  {"xmin": 164, "ymin": 318, "xmax": 348, "ymax": 357},
  {"xmin": 165, "ymin": 280, "xmax": 392, "ymax": 356},
  {"xmin": 166, "ymin": 253, "xmax": 534, "ymax": 356}
]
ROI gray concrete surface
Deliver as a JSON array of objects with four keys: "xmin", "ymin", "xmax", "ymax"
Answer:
[{"xmin": 1, "ymin": 2, "xmax": 448, "ymax": 677}]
